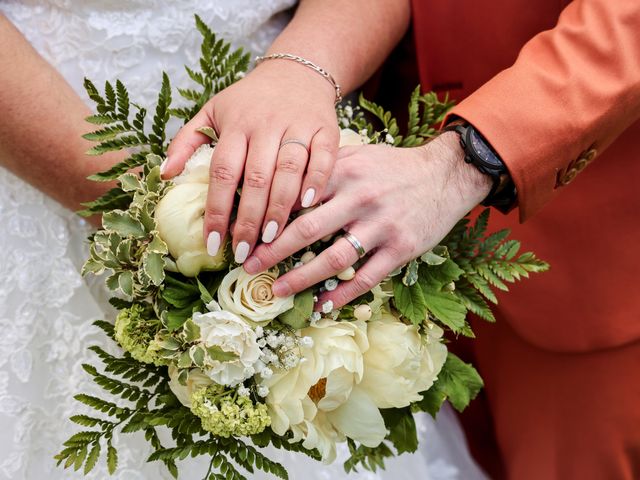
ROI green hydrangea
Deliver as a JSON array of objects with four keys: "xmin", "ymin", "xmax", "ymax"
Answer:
[
  {"xmin": 191, "ymin": 385, "xmax": 271, "ymax": 437},
  {"xmin": 114, "ymin": 304, "xmax": 165, "ymax": 366}
]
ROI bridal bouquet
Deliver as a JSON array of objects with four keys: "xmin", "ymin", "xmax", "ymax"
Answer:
[{"xmin": 56, "ymin": 16, "xmax": 548, "ymax": 479}]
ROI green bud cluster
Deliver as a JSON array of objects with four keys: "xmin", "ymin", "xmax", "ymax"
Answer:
[{"xmin": 191, "ymin": 385, "xmax": 271, "ymax": 437}]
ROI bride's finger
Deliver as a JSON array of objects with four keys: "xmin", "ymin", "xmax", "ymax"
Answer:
[
  {"xmin": 243, "ymin": 198, "xmax": 355, "ymax": 275},
  {"xmin": 162, "ymin": 106, "xmax": 214, "ymax": 179},
  {"xmin": 299, "ymin": 126, "xmax": 339, "ymax": 208},
  {"xmin": 319, "ymin": 248, "xmax": 399, "ymax": 309},
  {"xmin": 260, "ymin": 132, "xmax": 312, "ymax": 244},
  {"xmin": 271, "ymin": 227, "xmax": 379, "ymax": 298}
]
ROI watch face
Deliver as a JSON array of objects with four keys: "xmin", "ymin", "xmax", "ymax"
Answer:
[{"xmin": 469, "ymin": 128, "xmax": 500, "ymax": 168}]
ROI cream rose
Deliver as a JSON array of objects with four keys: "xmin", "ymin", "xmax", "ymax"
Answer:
[
  {"xmin": 155, "ymin": 145, "xmax": 227, "ymax": 277},
  {"xmin": 192, "ymin": 307, "xmax": 261, "ymax": 386},
  {"xmin": 218, "ymin": 267, "xmax": 294, "ymax": 326},
  {"xmin": 168, "ymin": 366, "xmax": 214, "ymax": 407},
  {"xmin": 264, "ymin": 319, "xmax": 387, "ymax": 463},
  {"xmin": 359, "ymin": 313, "xmax": 448, "ymax": 409},
  {"xmin": 339, "ymin": 128, "xmax": 369, "ymax": 147}
]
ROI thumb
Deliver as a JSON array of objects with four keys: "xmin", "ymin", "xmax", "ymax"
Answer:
[{"xmin": 162, "ymin": 107, "xmax": 215, "ymax": 179}]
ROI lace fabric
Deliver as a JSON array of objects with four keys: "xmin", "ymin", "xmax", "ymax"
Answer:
[{"xmin": 0, "ymin": 1, "xmax": 486, "ymax": 478}]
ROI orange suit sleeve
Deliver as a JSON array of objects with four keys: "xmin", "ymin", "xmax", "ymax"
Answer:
[{"xmin": 449, "ymin": 0, "xmax": 640, "ymax": 221}]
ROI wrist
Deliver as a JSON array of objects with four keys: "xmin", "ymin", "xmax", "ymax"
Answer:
[
  {"xmin": 431, "ymin": 132, "xmax": 492, "ymax": 207},
  {"xmin": 251, "ymin": 56, "xmax": 337, "ymax": 104}
]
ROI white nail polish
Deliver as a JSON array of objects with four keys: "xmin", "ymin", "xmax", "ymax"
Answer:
[
  {"xmin": 160, "ymin": 156, "xmax": 169, "ymax": 175},
  {"xmin": 301, "ymin": 188, "xmax": 316, "ymax": 208},
  {"xmin": 262, "ymin": 220, "xmax": 279, "ymax": 243},
  {"xmin": 207, "ymin": 231, "xmax": 221, "ymax": 256},
  {"xmin": 235, "ymin": 241, "xmax": 250, "ymax": 263}
]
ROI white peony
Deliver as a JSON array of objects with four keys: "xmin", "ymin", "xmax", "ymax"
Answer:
[
  {"xmin": 172, "ymin": 144, "xmax": 213, "ymax": 185},
  {"xmin": 339, "ymin": 128, "xmax": 369, "ymax": 147},
  {"xmin": 192, "ymin": 306, "xmax": 261, "ymax": 386},
  {"xmin": 155, "ymin": 145, "xmax": 227, "ymax": 277},
  {"xmin": 359, "ymin": 313, "xmax": 448, "ymax": 409},
  {"xmin": 264, "ymin": 319, "xmax": 387, "ymax": 462},
  {"xmin": 218, "ymin": 267, "xmax": 294, "ymax": 326},
  {"xmin": 167, "ymin": 366, "xmax": 214, "ymax": 407}
]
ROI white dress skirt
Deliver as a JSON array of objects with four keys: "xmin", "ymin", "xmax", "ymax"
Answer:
[{"xmin": 0, "ymin": 1, "xmax": 487, "ymax": 478}]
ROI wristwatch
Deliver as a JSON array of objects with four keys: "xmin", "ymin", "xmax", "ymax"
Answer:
[{"xmin": 444, "ymin": 120, "xmax": 517, "ymax": 213}]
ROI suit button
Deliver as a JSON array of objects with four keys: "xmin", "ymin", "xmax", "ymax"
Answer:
[{"xmin": 561, "ymin": 167, "xmax": 578, "ymax": 185}]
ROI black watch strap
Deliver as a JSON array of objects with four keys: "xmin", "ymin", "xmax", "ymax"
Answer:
[{"xmin": 443, "ymin": 120, "xmax": 517, "ymax": 213}]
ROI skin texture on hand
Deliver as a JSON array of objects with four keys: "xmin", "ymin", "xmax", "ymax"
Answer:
[
  {"xmin": 162, "ymin": 0, "xmax": 411, "ymax": 265},
  {"xmin": 243, "ymin": 132, "xmax": 492, "ymax": 308},
  {"xmin": 0, "ymin": 15, "xmax": 125, "ymax": 225}
]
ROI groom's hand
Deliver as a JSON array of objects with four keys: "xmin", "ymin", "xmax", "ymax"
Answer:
[{"xmin": 244, "ymin": 133, "xmax": 492, "ymax": 308}]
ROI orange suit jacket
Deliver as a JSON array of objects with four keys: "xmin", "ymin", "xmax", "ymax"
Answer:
[{"xmin": 411, "ymin": 0, "xmax": 640, "ymax": 353}]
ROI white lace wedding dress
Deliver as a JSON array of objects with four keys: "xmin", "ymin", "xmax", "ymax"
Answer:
[{"xmin": 0, "ymin": 1, "xmax": 487, "ymax": 479}]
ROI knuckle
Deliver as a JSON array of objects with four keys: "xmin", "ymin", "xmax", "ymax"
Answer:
[
  {"xmin": 210, "ymin": 163, "xmax": 237, "ymax": 185},
  {"xmin": 235, "ymin": 218, "xmax": 260, "ymax": 233},
  {"xmin": 268, "ymin": 197, "xmax": 290, "ymax": 213},
  {"xmin": 353, "ymin": 188, "xmax": 377, "ymax": 207},
  {"xmin": 245, "ymin": 170, "xmax": 268, "ymax": 189},
  {"xmin": 351, "ymin": 271, "xmax": 377, "ymax": 293},
  {"xmin": 294, "ymin": 215, "xmax": 321, "ymax": 241},
  {"xmin": 326, "ymin": 248, "xmax": 351, "ymax": 271},
  {"xmin": 204, "ymin": 210, "xmax": 226, "ymax": 227},
  {"xmin": 276, "ymin": 157, "xmax": 302, "ymax": 175}
]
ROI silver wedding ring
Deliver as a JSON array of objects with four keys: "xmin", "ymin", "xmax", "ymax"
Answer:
[
  {"xmin": 280, "ymin": 138, "xmax": 310, "ymax": 154},
  {"xmin": 343, "ymin": 232, "xmax": 366, "ymax": 258}
]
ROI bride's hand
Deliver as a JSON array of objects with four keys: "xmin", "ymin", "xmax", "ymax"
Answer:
[
  {"xmin": 162, "ymin": 59, "xmax": 339, "ymax": 263},
  {"xmin": 243, "ymin": 132, "xmax": 492, "ymax": 308}
]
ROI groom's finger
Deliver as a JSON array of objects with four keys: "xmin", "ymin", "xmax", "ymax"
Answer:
[
  {"xmin": 162, "ymin": 106, "xmax": 214, "ymax": 178},
  {"xmin": 272, "ymin": 226, "xmax": 378, "ymax": 298},
  {"xmin": 242, "ymin": 198, "xmax": 354, "ymax": 276},
  {"xmin": 319, "ymin": 248, "xmax": 398, "ymax": 309}
]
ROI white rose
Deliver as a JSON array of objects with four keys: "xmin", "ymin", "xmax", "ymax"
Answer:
[
  {"xmin": 218, "ymin": 267, "xmax": 294, "ymax": 326},
  {"xmin": 168, "ymin": 366, "xmax": 213, "ymax": 407},
  {"xmin": 359, "ymin": 313, "xmax": 448, "ymax": 409},
  {"xmin": 155, "ymin": 145, "xmax": 227, "ymax": 277},
  {"xmin": 192, "ymin": 307, "xmax": 261, "ymax": 386},
  {"xmin": 339, "ymin": 128, "xmax": 369, "ymax": 147},
  {"xmin": 264, "ymin": 319, "xmax": 387, "ymax": 463}
]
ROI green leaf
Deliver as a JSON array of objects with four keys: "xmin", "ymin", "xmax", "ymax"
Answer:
[
  {"xmin": 392, "ymin": 279, "xmax": 427, "ymax": 324},
  {"xmin": 423, "ymin": 289, "xmax": 467, "ymax": 332},
  {"xmin": 278, "ymin": 289, "xmax": 313, "ymax": 329},
  {"xmin": 382, "ymin": 408, "xmax": 418, "ymax": 454},
  {"xmin": 402, "ymin": 259, "xmax": 420, "ymax": 286},
  {"xmin": 197, "ymin": 278, "xmax": 214, "ymax": 305},
  {"xmin": 107, "ymin": 443, "xmax": 118, "ymax": 474},
  {"xmin": 413, "ymin": 386, "xmax": 447, "ymax": 418},
  {"xmin": 119, "ymin": 173, "xmax": 142, "ymax": 192},
  {"xmin": 143, "ymin": 252, "xmax": 165, "ymax": 286},
  {"xmin": 84, "ymin": 443, "xmax": 101, "ymax": 474},
  {"xmin": 421, "ymin": 249, "xmax": 447, "ymax": 265},
  {"xmin": 436, "ymin": 353, "xmax": 484, "ymax": 412},
  {"xmin": 183, "ymin": 318, "xmax": 201, "ymax": 343},
  {"xmin": 206, "ymin": 345, "xmax": 238, "ymax": 362},
  {"xmin": 102, "ymin": 210, "xmax": 146, "ymax": 238},
  {"xmin": 196, "ymin": 125, "xmax": 219, "ymax": 143}
]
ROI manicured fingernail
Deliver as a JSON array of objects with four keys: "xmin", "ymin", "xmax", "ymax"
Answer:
[
  {"xmin": 272, "ymin": 280, "xmax": 291, "ymax": 297},
  {"xmin": 160, "ymin": 156, "xmax": 169, "ymax": 176},
  {"xmin": 301, "ymin": 188, "xmax": 315, "ymax": 208},
  {"xmin": 235, "ymin": 241, "xmax": 250, "ymax": 263},
  {"xmin": 207, "ymin": 231, "xmax": 221, "ymax": 256},
  {"xmin": 244, "ymin": 256, "xmax": 261, "ymax": 274},
  {"xmin": 262, "ymin": 220, "xmax": 278, "ymax": 243}
]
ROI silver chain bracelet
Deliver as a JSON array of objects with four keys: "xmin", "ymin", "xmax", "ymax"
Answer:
[{"xmin": 255, "ymin": 53, "xmax": 343, "ymax": 105}]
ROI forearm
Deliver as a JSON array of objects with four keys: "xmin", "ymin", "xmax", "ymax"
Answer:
[
  {"xmin": 0, "ymin": 15, "xmax": 123, "ymax": 214},
  {"xmin": 265, "ymin": 0, "xmax": 411, "ymax": 94}
]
